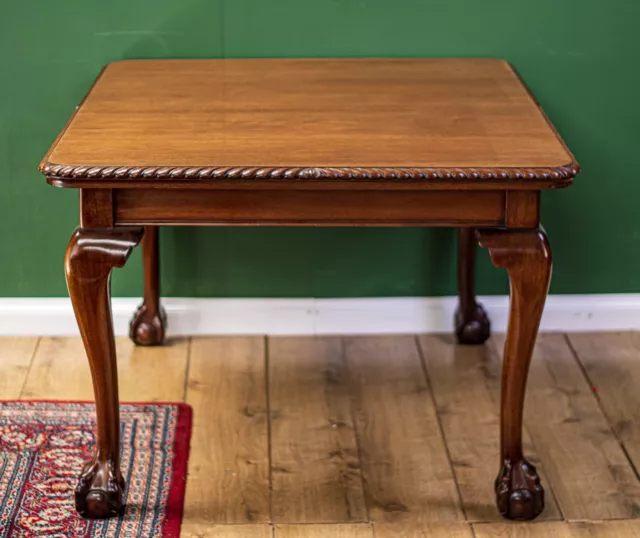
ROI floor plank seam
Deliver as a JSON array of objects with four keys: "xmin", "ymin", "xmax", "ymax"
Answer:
[
  {"xmin": 414, "ymin": 334, "xmax": 468, "ymax": 522},
  {"xmin": 275, "ymin": 519, "xmax": 371, "ymax": 526},
  {"xmin": 566, "ymin": 516, "xmax": 640, "ymax": 523},
  {"xmin": 18, "ymin": 336, "xmax": 41, "ymax": 400},
  {"xmin": 265, "ymin": 335, "xmax": 274, "ymax": 524},
  {"xmin": 340, "ymin": 336, "xmax": 371, "ymax": 523},
  {"xmin": 181, "ymin": 337, "xmax": 193, "ymax": 403},
  {"xmin": 563, "ymin": 333, "xmax": 640, "ymax": 485}
]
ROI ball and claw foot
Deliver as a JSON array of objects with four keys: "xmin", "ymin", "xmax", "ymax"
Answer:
[
  {"xmin": 454, "ymin": 303, "xmax": 491, "ymax": 345},
  {"xmin": 129, "ymin": 305, "xmax": 167, "ymax": 346},
  {"xmin": 75, "ymin": 458, "xmax": 125, "ymax": 519},
  {"xmin": 495, "ymin": 458, "xmax": 545, "ymax": 521}
]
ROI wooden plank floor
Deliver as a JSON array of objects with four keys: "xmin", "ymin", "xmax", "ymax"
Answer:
[{"xmin": 3, "ymin": 332, "xmax": 640, "ymax": 537}]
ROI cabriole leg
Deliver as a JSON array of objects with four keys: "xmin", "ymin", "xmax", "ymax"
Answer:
[
  {"xmin": 65, "ymin": 227, "xmax": 143, "ymax": 518},
  {"xmin": 477, "ymin": 228, "xmax": 552, "ymax": 521}
]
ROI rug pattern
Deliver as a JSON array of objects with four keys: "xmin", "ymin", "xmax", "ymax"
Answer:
[{"xmin": 0, "ymin": 401, "xmax": 191, "ymax": 538}]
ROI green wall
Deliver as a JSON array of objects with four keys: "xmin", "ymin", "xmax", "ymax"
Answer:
[{"xmin": 1, "ymin": 1, "xmax": 638, "ymax": 298}]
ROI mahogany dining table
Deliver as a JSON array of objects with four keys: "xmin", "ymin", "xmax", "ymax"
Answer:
[{"xmin": 39, "ymin": 58, "xmax": 579, "ymax": 521}]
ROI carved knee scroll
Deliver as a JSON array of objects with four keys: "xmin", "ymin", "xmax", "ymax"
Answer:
[
  {"xmin": 65, "ymin": 227, "xmax": 143, "ymax": 519},
  {"xmin": 477, "ymin": 228, "xmax": 551, "ymax": 521}
]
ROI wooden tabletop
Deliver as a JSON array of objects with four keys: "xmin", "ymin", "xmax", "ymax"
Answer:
[{"xmin": 40, "ymin": 58, "xmax": 578, "ymax": 184}]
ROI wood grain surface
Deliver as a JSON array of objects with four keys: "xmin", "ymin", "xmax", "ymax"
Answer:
[
  {"xmin": 22, "ymin": 336, "xmax": 189, "ymax": 401},
  {"xmin": 15, "ymin": 332, "xmax": 640, "ymax": 537},
  {"xmin": 269, "ymin": 337, "xmax": 366, "ymax": 523},
  {"xmin": 41, "ymin": 59, "xmax": 576, "ymax": 180},
  {"xmin": 567, "ymin": 333, "xmax": 640, "ymax": 477},
  {"xmin": 375, "ymin": 522, "xmax": 473, "ymax": 537},
  {"xmin": 113, "ymin": 188, "xmax": 505, "ymax": 227},
  {"xmin": 0, "ymin": 337, "xmax": 38, "ymax": 399},
  {"xmin": 184, "ymin": 336, "xmax": 270, "ymax": 524},
  {"xmin": 473, "ymin": 521, "xmax": 574, "ymax": 538},
  {"xmin": 344, "ymin": 335, "xmax": 463, "ymax": 523},
  {"xmin": 181, "ymin": 524, "xmax": 273, "ymax": 538},
  {"xmin": 570, "ymin": 520, "xmax": 640, "ymax": 537},
  {"xmin": 275, "ymin": 524, "xmax": 372, "ymax": 538}
]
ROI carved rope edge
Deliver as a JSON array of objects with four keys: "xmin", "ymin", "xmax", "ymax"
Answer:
[{"xmin": 40, "ymin": 162, "xmax": 580, "ymax": 181}]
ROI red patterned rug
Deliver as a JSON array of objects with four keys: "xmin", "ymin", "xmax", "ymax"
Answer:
[{"xmin": 0, "ymin": 401, "xmax": 191, "ymax": 538}]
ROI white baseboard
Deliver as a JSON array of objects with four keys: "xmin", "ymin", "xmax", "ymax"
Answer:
[{"xmin": 0, "ymin": 295, "xmax": 639, "ymax": 336}]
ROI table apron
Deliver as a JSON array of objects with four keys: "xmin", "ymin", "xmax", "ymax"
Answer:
[{"xmin": 105, "ymin": 188, "xmax": 517, "ymax": 227}]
